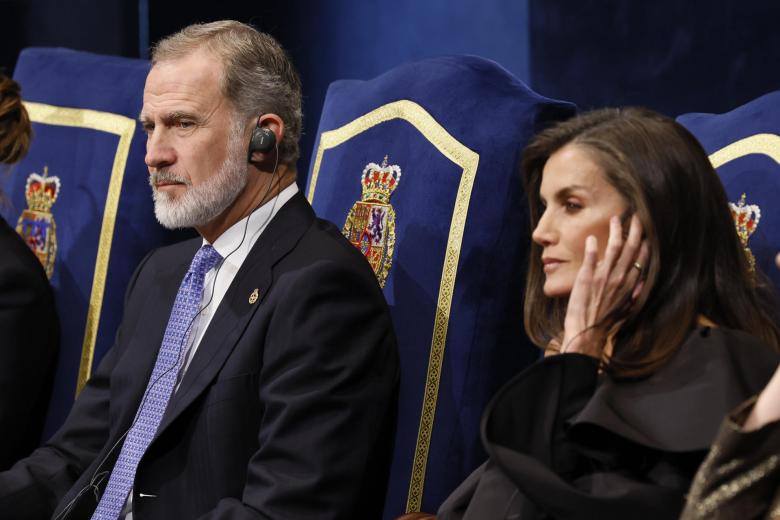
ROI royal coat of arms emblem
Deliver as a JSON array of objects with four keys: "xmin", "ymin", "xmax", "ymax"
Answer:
[
  {"xmin": 729, "ymin": 193, "xmax": 760, "ymax": 273},
  {"xmin": 16, "ymin": 166, "xmax": 61, "ymax": 278},
  {"xmin": 343, "ymin": 156, "xmax": 401, "ymax": 288}
]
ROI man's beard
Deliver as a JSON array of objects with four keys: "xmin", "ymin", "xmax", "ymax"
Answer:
[{"xmin": 149, "ymin": 122, "xmax": 247, "ymax": 229}]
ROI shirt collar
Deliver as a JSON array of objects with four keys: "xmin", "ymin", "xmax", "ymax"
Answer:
[{"xmin": 204, "ymin": 182, "xmax": 299, "ymax": 268}]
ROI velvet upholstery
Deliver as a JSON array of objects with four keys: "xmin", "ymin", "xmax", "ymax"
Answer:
[
  {"xmin": 678, "ymin": 91, "xmax": 780, "ymax": 295},
  {"xmin": 3, "ymin": 47, "xmax": 185, "ymax": 440},
  {"xmin": 305, "ymin": 55, "xmax": 575, "ymax": 518}
]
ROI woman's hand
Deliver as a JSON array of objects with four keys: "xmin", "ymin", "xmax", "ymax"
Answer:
[
  {"xmin": 561, "ymin": 215, "xmax": 649, "ymax": 358},
  {"xmin": 743, "ymin": 364, "xmax": 780, "ymax": 431},
  {"xmin": 740, "ymin": 254, "xmax": 780, "ymax": 430}
]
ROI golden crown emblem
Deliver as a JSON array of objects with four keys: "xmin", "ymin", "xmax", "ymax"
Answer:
[
  {"xmin": 24, "ymin": 166, "xmax": 61, "ymax": 212},
  {"xmin": 729, "ymin": 193, "xmax": 760, "ymax": 272},
  {"xmin": 343, "ymin": 155, "xmax": 401, "ymax": 288},
  {"xmin": 17, "ymin": 165, "xmax": 61, "ymax": 279},
  {"xmin": 361, "ymin": 155, "xmax": 401, "ymax": 204}
]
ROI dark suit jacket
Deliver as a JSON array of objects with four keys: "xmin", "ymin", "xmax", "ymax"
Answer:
[
  {"xmin": 0, "ymin": 217, "xmax": 58, "ymax": 471},
  {"xmin": 0, "ymin": 193, "xmax": 399, "ymax": 519}
]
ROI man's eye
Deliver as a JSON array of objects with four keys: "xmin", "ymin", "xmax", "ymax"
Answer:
[{"xmin": 177, "ymin": 121, "xmax": 194, "ymax": 129}]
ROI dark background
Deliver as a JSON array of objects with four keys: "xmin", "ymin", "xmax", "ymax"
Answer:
[{"xmin": 5, "ymin": 0, "xmax": 776, "ymax": 182}]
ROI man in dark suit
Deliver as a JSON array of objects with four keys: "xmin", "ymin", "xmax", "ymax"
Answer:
[{"xmin": 0, "ymin": 21, "xmax": 398, "ymax": 519}]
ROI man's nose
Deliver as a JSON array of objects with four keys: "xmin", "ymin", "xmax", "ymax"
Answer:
[{"xmin": 145, "ymin": 130, "xmax": 175, "ymax": 170}]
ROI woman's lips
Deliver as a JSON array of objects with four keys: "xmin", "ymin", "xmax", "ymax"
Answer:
[{"xmin": 542, "ymin": 258, "xmax": 565, "ymax": 273}]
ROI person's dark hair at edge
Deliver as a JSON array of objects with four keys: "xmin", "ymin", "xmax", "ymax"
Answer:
[{"xmin": 0, "ymin": 75, "xmax": 31, "ymax": 165}]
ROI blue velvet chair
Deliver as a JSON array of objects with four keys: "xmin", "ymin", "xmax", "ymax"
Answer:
[
  {"xmin": 3, "ymin": 48, "xmax": 185, "ymax": 440},
  {"xmin": 305, "ymin": 55, "xmax": 575, "ymax": 518},
  {"xmin": 678, "ymin": 91, "xmax": 780, "ymax": 295}
]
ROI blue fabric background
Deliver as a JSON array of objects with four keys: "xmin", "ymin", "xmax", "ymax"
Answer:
[
  {"xmin": 308, "ymin": 55, "xmax": 575, "ymax": 517},
  {"xmin": 679, "ymin": 91, "xmax": 780, "ymax": 296},
  {"xmin": 4, "ymin": 48, "xmax": 188, "ymax": 439}
]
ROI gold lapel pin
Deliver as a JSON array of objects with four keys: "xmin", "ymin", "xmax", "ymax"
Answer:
[{"xmin": 248, "ymin": 288, "xmax": 259, "ymax": 305}]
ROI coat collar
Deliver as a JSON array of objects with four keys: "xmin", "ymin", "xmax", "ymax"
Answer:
[
  {"xmin": 565, "ymin": 327, "xmax": 779, "ymax": 452},
  {"xmin": 482, "ymin": 327, "xmax": 779, "ymax": 458}
]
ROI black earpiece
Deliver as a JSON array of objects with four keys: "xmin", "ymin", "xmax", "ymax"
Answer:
[{"xmin": 248, "ymin": 124, "xmax": 276, "ymax": 159}]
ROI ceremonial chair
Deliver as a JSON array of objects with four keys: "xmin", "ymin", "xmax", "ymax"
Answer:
[
  {"xmin": 3, "ymin": 48, "xmax": 186, "ymax": 441},
  {"xmin": 678, "ymin": 92, "xmax": 780, "ymax": 296},
  {"xmin": 305, "ymin": 55, "xmax": 575, "ymax": 518}
]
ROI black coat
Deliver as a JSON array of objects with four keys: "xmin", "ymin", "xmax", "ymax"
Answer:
[
  {"xmin": 438, "ymin": 326, "xmax": 779, "ymax": 520},
  {"xmin": 0, "ymin": 217, "xmax": 58, "ymax": 471},
  {"xmin": 0, "ymin": 193, "xmax": 399, "ymax": 519}
]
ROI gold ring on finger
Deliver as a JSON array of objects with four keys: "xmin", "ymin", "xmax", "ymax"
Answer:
[{"xmin": 633, "ymin": 261, "xmax": 643, "ymax": 272}]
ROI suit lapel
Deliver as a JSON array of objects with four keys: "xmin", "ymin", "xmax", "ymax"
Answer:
[
  {"xmin": 111, "ymin": 240, "xmax": 197, "ymax": 435},
  {"xmin": 156, "ymin": 193, "xmax": 315, "ymax": 435}
]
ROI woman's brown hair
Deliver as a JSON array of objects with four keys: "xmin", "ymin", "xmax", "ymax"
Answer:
[
  {"xmin": 0, "ymin": 74, "xmax": 31, "ymax": 165},
  {"xmin": 522, "ymin": 107, "xmax": 780, "ymax": 378}
]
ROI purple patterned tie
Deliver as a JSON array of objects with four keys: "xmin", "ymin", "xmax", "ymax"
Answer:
[{"xmin": 91, "ymin": 244, "xmax": 222, "ymax": 520}]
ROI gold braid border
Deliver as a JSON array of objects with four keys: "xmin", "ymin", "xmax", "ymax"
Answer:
[
  {"xmin": 24, "ymin": 102, "xmax": 136, "ymax": 396},
  {"xmin": 307, "ymin": 99, "xmax": 479, "ymax": 513},
  {"xmin": 709, "ymin": 133, "xmax": 780, "ymax": 168}
]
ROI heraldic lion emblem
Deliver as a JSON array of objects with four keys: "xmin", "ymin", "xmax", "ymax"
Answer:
[
  {"xmin": 343, "ymin": 156, "xmax": 400, "ymax": 288},
  {"xmin": 16, "ymin": 166, "xmax": 60, "ymax": 279}
]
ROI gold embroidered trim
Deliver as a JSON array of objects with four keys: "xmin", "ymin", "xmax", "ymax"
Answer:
[
  {"xmin": 713, "ymin": 457, "xmax": 742, "ymax": 477},
  {"xmin": 24, "ymin": 102, "xmax": 136, "ymax": 396},
  {"xmin": 691, "ymin": 451, "xmax": 779, "ymax": 518},
  {"xmin": 307, "ymin": 99, "xmax": 479, "ymax": 512},
  {"xmin": 709, "ymin": 133, "xmax": 780, "ymax": 168}
]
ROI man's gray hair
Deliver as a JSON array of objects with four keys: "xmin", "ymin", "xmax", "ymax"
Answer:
[{"xmin": 152, "ymin": 20, "xmax": 303, "ymax": 166}]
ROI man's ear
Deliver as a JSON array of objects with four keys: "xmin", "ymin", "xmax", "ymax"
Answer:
[{"xmin": 249, "ymin": 113, "xmax": 284, "ymax": 164}]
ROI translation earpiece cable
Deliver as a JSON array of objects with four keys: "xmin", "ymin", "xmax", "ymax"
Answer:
[{"xmin": 54, "ymin": 141, "xmax": 282, "ymax": 520}]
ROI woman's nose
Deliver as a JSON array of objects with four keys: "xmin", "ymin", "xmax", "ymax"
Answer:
[{"xmin": 532, "ymin": 209, "xmax": 556, "ymax": 246}]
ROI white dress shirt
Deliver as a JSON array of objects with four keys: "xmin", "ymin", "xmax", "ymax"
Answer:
[{"xmin": 176, "ymin": 182, "xmax": 299, "ymax": 387}]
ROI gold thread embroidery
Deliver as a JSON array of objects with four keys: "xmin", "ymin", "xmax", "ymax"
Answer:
[
  {"xmin": 693, "ymin": 454, "xmax": 779, "ymax": 517},
  {"xmin": 307, "ymin": 99, "xmax": 479, "ymax": 512},
  {"xmin": 16, "ymin": 166, "xmax": 61, "ymax": 278},
  {"xmin": 24, "ymin": 102, "xmax": 136, "ymax": 396},
  {"xmin": 687, "ymin": 444, "xmax": 719, "ymax": 505},
  {"xmin": 713, "ymin": 457, "xmax": 742, "ymax": 477},
  {"xmin": 342, "ymin": 156, "xmax": 400, "ymax": 287},
  {"xmin": 709, "ymin": 133, "xmax": 780, "ymax": 168}
]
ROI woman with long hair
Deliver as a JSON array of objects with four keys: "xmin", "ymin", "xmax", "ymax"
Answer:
[
  {"xmin": 0, "ymin": 75, "xmax": 31, "ymax": 164},
  {"xmin": 0, "ymin": 73, "xmax": 59, "ymax": 470},
  {"xmin": 429, "ymin": 107, "xmax": 780, "ymax": 519}
]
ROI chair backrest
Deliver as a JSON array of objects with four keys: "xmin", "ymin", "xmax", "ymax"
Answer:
[
  {"xmin": 678, "ymin": 91, "xmax": 780, "ymax": 295},
  {"xmin": 305, "ymin": 55, "xmax": 575, "ymax": 518},
  {"xmin": 4, "ymin": 48, "xmax": 186, "ymax": 440}
]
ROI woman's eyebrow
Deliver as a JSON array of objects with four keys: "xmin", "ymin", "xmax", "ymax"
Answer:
[{"xmin": 541, "ymin": 184, "xmax": 589, "ymax": 203}]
